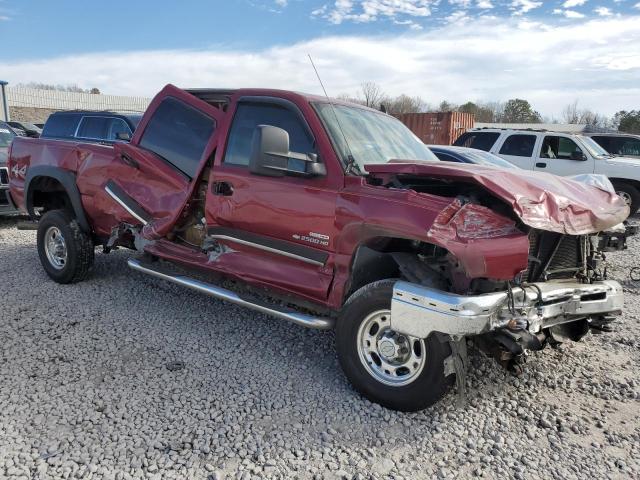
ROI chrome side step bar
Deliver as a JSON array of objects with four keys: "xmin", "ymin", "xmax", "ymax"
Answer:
[{"xmin": 127, "ymin": 258, "xmax": 335, "ymax": 330}]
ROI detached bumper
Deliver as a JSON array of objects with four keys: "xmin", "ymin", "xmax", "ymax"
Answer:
[{"xmin": 391, "ymin": 279, "xmax": 623, "ymax": 339}]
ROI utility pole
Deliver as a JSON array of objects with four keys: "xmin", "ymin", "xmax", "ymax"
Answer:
[{"xmin": 0, "ymin": 80, "xmax": 8, "ymax": 121}]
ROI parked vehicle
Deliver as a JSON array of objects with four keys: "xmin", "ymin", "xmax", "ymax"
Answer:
[
  {"xmin": 455, "ymin": 128, "xmax": 640, "ymax": 212},
  {"xmin": 0, "ymin": 121, "xmax": 18, "ymax": 214},
  {"xmin": 429, "ymin": 145, "xmax": 519, "ymax": 169},
  {"xmin": 41, "ymin": 111, "xmax": 142, "ymax": 144},
  {"xmin": 586, "ymin": 133, "xmax": 640, "ymax": 159},
  {"xmin": 7, "ymin": 121, "xmax": 41, "ymax": 138},
  {"xmin": 8, "ymin": 85, "xmax": 629, "ymax": 411},
  {"xmin": 34, "ymin": 123, "xmax": 45, "ymax": 129}
]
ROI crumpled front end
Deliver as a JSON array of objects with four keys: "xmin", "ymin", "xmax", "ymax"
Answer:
[{"xmin": 390, "ymin": 279, "xmax": 623, "ymax": 340}]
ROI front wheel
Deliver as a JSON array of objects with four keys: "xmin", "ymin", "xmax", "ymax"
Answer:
[
  {"xmin": 37, "ymin": 209, "xmax": 95, "ymax": 284},
  {"xmin": 336, "ymin": 279, "xmax": 453, "ymax": 411}
]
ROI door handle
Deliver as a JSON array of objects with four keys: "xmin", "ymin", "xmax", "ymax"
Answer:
[
  {"xmin": 535, "ymin": 162, "xmax": 547, "ymax": 168},
  {"xmin": 120, "ymin": 153, "xmax": 139, "ymax": 169},
  {"xmin": 212, "ymin": 181, "xmax": 234, "ymax": 196}
]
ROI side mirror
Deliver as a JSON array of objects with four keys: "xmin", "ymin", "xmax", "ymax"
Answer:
[
  {"xmin": 571, "ymin": 150, "xmax": 587, "ymax": 161},
  {"xmin": 249, "ymin": 125, "xmax": 326, "ymax": 178},
  {"xmin": 115, "ymin": 131, "xmax": 132, "ymax": 142}
]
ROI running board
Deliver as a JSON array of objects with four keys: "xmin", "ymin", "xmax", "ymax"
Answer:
[{"xmin": 127, "ymin": 258, "xmax": 335, "ymax": 330}]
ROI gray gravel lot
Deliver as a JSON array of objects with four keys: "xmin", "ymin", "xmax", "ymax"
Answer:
[{"xmin": 1, "ymin": 216, "xmax": 639, "ymax": 480}]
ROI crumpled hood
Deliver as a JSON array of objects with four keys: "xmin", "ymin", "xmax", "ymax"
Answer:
[{"xmin": 365, "ymin": 161, "xmax": 629, "ymax": 235}]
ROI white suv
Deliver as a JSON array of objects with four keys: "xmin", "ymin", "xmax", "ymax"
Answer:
[{"xmin": 454, "ymin": 128, "xmax": 640, "ymax": 212}]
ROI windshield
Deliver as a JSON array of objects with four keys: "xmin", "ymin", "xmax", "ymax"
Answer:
[
  {"xmin": 577, "ymin": 135, "xmax": 611, "ymax": 157},
  {"xmin": 0, "ymin": 125, "xmax": 16, "ymax": 147},
  {"xmin": 315, "ymin": 103, "xmax": 439, "ymax": 171},
  {"xmin": 461, "ymin": 149, "xmax": 519, "ymax": 169}
]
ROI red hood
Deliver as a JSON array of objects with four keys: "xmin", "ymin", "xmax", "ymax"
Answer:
[{"xmin": 365, "ymin": 161, "xmax": 629, "ymax": 235}]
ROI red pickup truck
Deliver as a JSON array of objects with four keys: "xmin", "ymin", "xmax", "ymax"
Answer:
[{"xmin": 8, "ymin": 85, "xmax": 629, "ymax": 411}]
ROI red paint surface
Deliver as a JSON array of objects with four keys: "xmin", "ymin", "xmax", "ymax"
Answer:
[{"xmin": 8, "ymin": 85, "xmax": 629, "ymax": 310}]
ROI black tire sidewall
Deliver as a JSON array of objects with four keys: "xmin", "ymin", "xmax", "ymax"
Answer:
[
  {"xmin": 37, "ymin": 210, "xmax": 88, "ymax": 284},
  {"xmin": 336, "ymin": 279, "xmax": 452, "ymax": 411}
]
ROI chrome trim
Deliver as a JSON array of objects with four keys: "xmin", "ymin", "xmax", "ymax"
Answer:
[
  {"xmin": 128, "ymin": 258, "xmax": 334, "ymax": 330},
  {"xmin": 207, "ymin": 234, "xmax": 325, "ymax": 266},
  {"xmin": 104, "ymin": 184, "xmax": 148, "ymax": 225},
  {"xmin": 390, "ymin": 279, "xmax": 624, "ymax": 339}
]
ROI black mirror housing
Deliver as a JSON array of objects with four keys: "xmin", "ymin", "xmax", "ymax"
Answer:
[
  {"xmin": 249, "ymin": 125, "xmax": 289, "ymax": 177},
  {"xmin": 570, "ymin": 150, "xmax": 587, "ymax": 161},
  {"xmin": 249, "ymin": 125, "xmax": 326, "ymax": 178}
]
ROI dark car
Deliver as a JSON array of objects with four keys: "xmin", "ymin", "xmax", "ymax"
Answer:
[
  {"xmin": 7, "ymin": 121, "xmax": 42, "ymax": 138},
  {"xmin": 0, "ymin": 121, "xmax": 18, "ymax": 214},
  {"xmin": 428, "ymin": 145, "xmax": 519, "ymax": 169},
  {"xmin": 586, "ymin": 133, "xmax": 640, "ymax": 159},
  {"xmin": 41, "ymin": 111, "xmax": 142, "ymax": 144}
]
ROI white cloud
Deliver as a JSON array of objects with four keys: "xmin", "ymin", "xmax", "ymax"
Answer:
[
  {"xmin": 635, "ymin": 2, "xmax": 640, "ymax": 9},
  {"xmin": 594, "ymin": 6, "xmax": 612, "ymax": 16},
  {"xmin": 476, "ymin": 0, "xmax": 494, "ymax": 8},
  {"xmin": 274, "ymin": 0, "xmax": 288, "ymax": 6},
  {"xmin": 563, "ymin": 0, "xmax": 587, "ymax": 7},
  {"xmin": 446, "ymin": 10, "xmax": 471, "ymax": 23},
  {"xmin": 510, "ymin": 0, "xmax": 542, "ymax": 16},
  {"xmin": 1, "ymin": 16, "xmax": 638, "ymax": 118},
  {"xmin": 553, "ymin": 8, "xmax": 586, "ymax": 18},
  {"xmin": 315, "ymin": 0, "xmax": 435, "ymax": 24}
]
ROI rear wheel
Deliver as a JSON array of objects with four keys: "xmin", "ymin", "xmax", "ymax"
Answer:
[
  {"xmin": 336, "ymin": 279, "xmax": 453, "ymax": 411},
  {"xmin": 612, "ymin": 181, "xmax": 640, "ymax": 214},
  {"xmin": 37, "ymin": 209, "xmax": 94, "ymax": 284}
]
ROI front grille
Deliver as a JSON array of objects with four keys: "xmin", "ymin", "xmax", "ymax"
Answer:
[
  {"xmin": 0, "ymin": 167, "xmax": 8, "ymax": 185},
  {"xmin": 526, "ymin": 230, "xmax": 584, "ymax": 281}
]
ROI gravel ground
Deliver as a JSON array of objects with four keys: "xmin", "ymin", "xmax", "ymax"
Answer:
[{"xmin": 0, "ymin": 216, "xmax": 639, "ymax": 480}]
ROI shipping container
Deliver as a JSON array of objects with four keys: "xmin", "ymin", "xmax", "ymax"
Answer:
[{"xmin": 395, "ymin": 112, "xmax": 475, "ymax": 145}]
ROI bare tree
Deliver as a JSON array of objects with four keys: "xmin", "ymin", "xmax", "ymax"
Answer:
[
  {"xmin": 360, "ymin": 81, "xmax": 385, "ymax": 108},
  {"xmin": 562, "ymin": 100, "xmax": 581, "ymax": 124},
  {"xmin": 562, "ymin": 100, "xmax": 609, "ymax": 127}
]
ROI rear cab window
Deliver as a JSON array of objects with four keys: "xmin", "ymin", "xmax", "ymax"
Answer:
[
  {"xmin": 453, "ymin": 132, "xmax": 500, "ymax": 151},
  {"xmin": 499, "ymin": 134, "xmax": 536, "ymax": 157},
  {"xmin": 42, "ymin": 113, "xmax": 80, "ymax": 139},
  {"xmin": 139, "ymin": 97, "xmax": 216, "ymax": 179}
]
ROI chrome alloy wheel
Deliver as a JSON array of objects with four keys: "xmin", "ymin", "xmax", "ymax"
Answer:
[
  {"xmin": 44, "ymin": 226, "xmax": 68, "ymax": 270},
  {"xmin": 617, "ymin": 190, "xmax": 633, "ymax": 207},
  {"xmin": 356, "ymin": 309, "xmax": 426, "ymax": 386}
]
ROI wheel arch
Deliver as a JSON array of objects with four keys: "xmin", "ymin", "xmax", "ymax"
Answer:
[
  {"xmin": 609, "ymin": 177, "xmax": 640, "ymax": 188},
  {"xmin": 345, "ymin": 236, "xmax": 449, "ymax": 301},
  {"xmin": 24, "ymin": 166, "xmax": 91, "ymax": 233}
]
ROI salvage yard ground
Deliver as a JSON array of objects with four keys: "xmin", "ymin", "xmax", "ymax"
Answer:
[{"xmin": 0, "ymin": 216, "xmax": 639, "ymax": 480}]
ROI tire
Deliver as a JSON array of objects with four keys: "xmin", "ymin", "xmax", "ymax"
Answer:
[
  {"xmin": 612, "ymin": 181, "xmax": 640, "ymax": 214},
  {"xmin": 37, "ymin": 209, "xmax": 94, "ymax": 284},
  {"xmin": 336, "ymin": 279, "xmax": 453, "ymax": 411}
]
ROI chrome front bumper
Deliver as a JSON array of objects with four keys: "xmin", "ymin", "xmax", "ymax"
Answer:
[{"xmin": 390, "ymin": 280, "xmax": 623, "ymax": 339}]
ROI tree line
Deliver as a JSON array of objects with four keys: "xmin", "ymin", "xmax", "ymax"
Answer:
[{"xmin": 340, "ymin": 82, "xmax": 640, "ymax": 134}]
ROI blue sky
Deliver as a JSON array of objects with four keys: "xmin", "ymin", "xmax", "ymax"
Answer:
[{"xmin": 0, "ymin": 1, "xmax": 639, "ymax": 116}]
